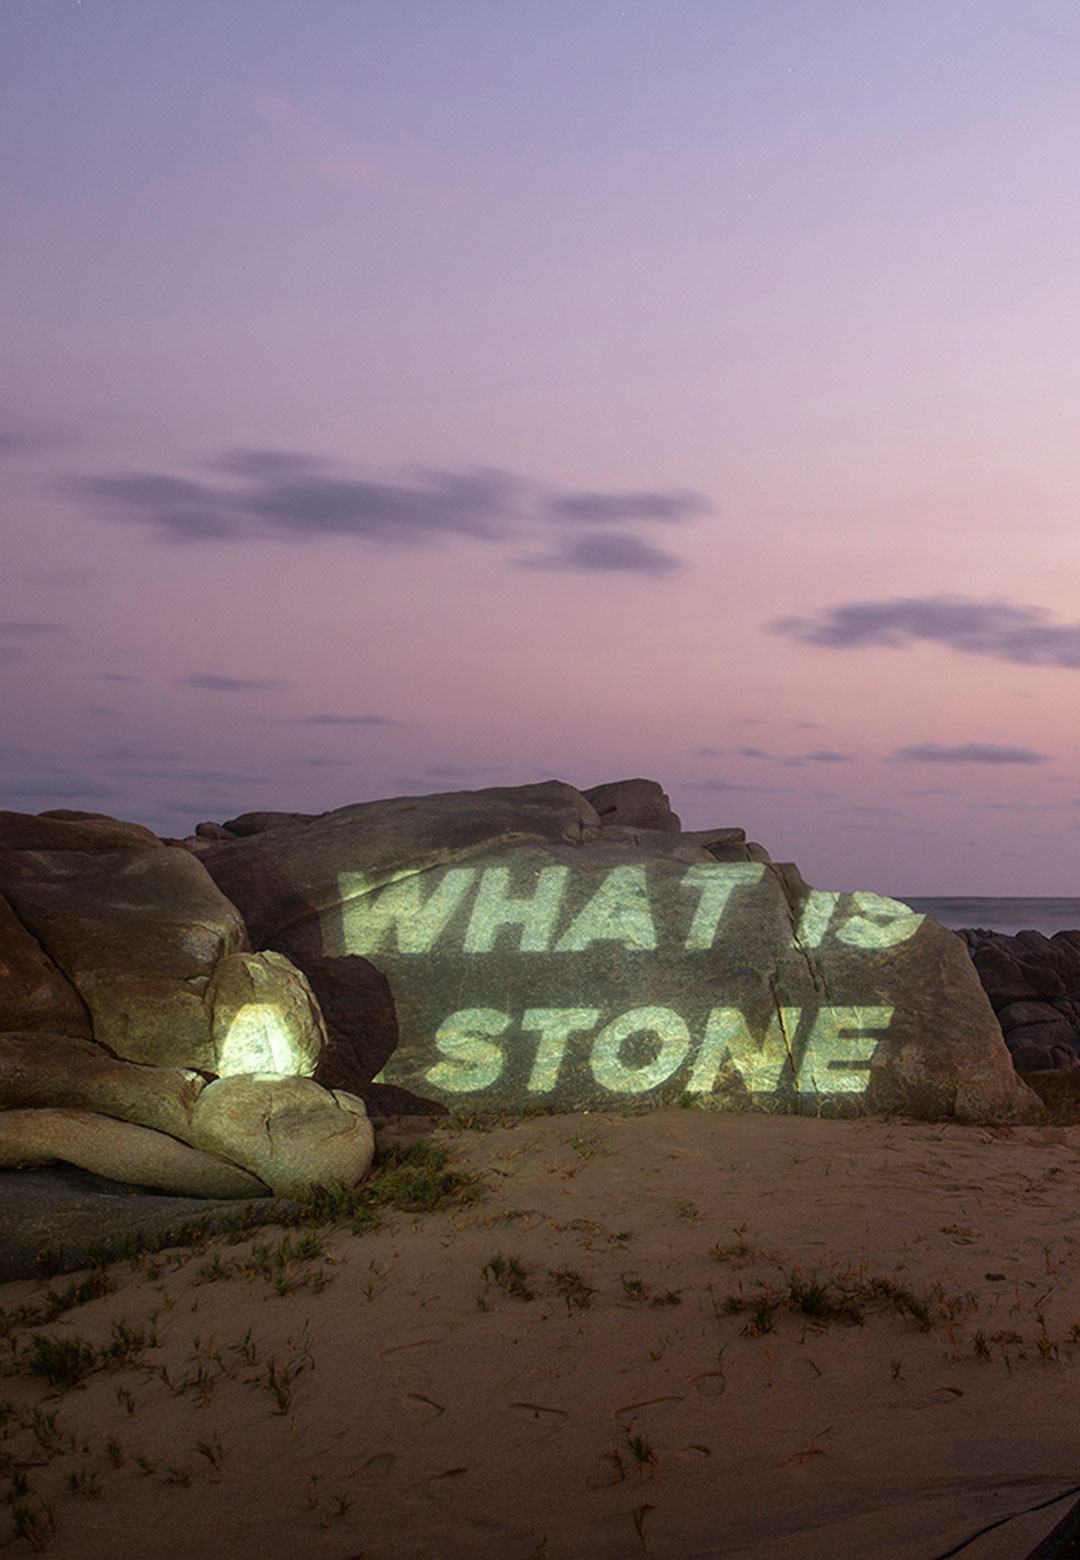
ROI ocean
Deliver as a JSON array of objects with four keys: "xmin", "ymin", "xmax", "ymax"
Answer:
[{"xmin": 899, "ymin": 897, "xmax": 1080, "ymax": 938}]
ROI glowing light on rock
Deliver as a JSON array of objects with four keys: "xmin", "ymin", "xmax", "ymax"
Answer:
[{"xmin": 216, "ymin": 1002, "xmax": 303, "ymax": 1076}]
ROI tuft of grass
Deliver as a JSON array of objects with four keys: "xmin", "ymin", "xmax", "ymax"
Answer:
[
  {"xmin": 626, "ymin": 1433, "xmax": 658, "ymax": 1478},
  {"xmin": 291, "ymin": 1138, "xmax": 480, "ymax": 1232},
  {"xmin": 27, "ymin": 1334, "xmax": 96, "ymax": 1391},
  {"xmin": 788, "ymin": 1273, "xmax": 863, "ymax": 1326},
  {"xmin": 196, "ymin": 1432, "xmax": 224, "ymax": 1472},
  {"xmin": 743, "ymin": 1302, "xmax": 777, "ymax": 1338},
  {"xmin": 10, "ymin": 1502, "xmax": 55, "ymax": 1552},
  {"xmin": 481, "ymin": 1254, "xmax": 534, "ymax": 1301},
  {"xmin": 65, "ymin": 1467, "xmax": 103, "ymax": 1500},
  {"xmin": 549, "ymin": 1268, "xmax": 594, "ymax": 1312}
]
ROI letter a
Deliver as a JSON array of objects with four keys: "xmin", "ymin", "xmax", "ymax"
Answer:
[{"xmin": 554, "ymin": 867, "xmax": 656, "ymax": 952}]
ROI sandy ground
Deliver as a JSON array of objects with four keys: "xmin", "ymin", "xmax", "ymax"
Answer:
[{"xmin": 3, "ymin": 1110, "xmax": 1080, "ymax": 1560}]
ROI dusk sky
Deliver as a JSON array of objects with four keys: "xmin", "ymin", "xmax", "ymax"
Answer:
[{"xmin": 4, "ymin": 1, "xmax": 1080, "ymax": 895}]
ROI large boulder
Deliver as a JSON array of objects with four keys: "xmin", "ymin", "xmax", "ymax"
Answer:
[
  {"xmin": 0, "ymin": 1032, "xmax": 371, "ymax": 1196},
  {"xmin": 0, "ymin": 845, "xmax": 247, "ymax": 1068},
  {"xmin": 205, "ymin": 950, "xmax": 326, "ymax": 1077},
  {"xmin": 184, "ymin": 1074, "xmax": 374, "ymax": 1197},
  {"xmin": 963, "ymin": 927, "xmax": 1080, "ymax": 1074},
  {"xmin": 0, "ymin": 1031, "xmax": 203, "ymax": 1137},
  {"xmin": 198, "ymin": 784, "xmax": 1035, "ymax": 1122},
  {"xmin": 331, "ymin": 833, "xmax": 1033, "ymax": 1121},
  {"xmin": 582, "ymin": 779, "xmax": 681, "ymax": 834},
  {"xmin": 0, "ymin": 847, "xmax": 327, "ymax": 1079},
  {"xmin": 0, "ymin": 893, "xmax": 92, "ymax": 1038},
  {"xmin": 0, "ymin": 1108, "xmax": 269, "ymax": 1199}
]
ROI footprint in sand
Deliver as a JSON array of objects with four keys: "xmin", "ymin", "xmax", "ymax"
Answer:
[
  {"xmin": 425, "ymin": 1467, "xmax": 468, "ymax": 1498},
  {"xmin": 401, "ymin": 1392, "xmax": 446, "ymax": 1419},
  {"xmin": 350, "ymin": 1452, "xmax": 396, "ymax": 1485},
  {"xmin": 508, "ymin": 1402, "xmax": 569, "ymax": 1423},
  {"xmin": 614, "ymin": 1395, "xmax": 685, "ymax": 1423},
  {"xmin": 691, "ymin": 1370, "xmax": 726, "ymax": 1397}
]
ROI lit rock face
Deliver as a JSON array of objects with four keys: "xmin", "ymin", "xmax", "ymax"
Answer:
[
  {"xmin": 196, "ymin": 781, "xmax": 1037, "ymax": 1123},
  {"xmin": 325, "ymin": 835, "xmax": 1034, "ymax": 1121},
  {"xmin": 207, "ymin": 951, "xmax": 326, "ymax": 1077}
]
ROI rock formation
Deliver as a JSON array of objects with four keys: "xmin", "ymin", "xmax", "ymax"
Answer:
[
  {"xmin": 959, "ymin": 927, "xmax": 1080, "ymax": 1075},
  {"xmin": 0, "ymin": 784, "xmax": 1042, "ymax": 1200}
]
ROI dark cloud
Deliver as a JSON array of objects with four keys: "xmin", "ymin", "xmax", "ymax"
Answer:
[
  {"xmin": 547, "ymin": 489, "xmax": 706, "ymax": 523},
  {"xmin": 890, "ymin": 742, "xmax": 1048, "ymax": 765},
  {"xmin": 292, "ymin": 713, "xmax": 400, "ymax": 726},
  {"xmin": 732, "ymin": 744, "xmax": 855, "ymax": 767},
  {"xmin": 70, "ymin": 449, "xmax": 700, "ymax": 576},
  {"xmin": 0, "ymin": 647, "xmax": 19, "ymax": 665},
  {"xmin": 72, "ymin": 461, "xmax": 517, "ymax": 546},
  {"xmin": 0, "ymin": 621, "xmax": 62, "ymax": 636},
  {"xmin": 71, "ymin": 473, "xmax": 240, "ymax": 542},
  {"xmin": 769, "ymin": 595, "xmax": 1080, "ymax": 669},
  {"xmin": 519, "ymin": 531, "xmax": 684, "ymax": 577},
  {"xmin": 691, "ymin": 746, "xmax": 726, "ymax": 756},
  {"xmin": 169, "ymin": 768, "xmax": 271, "ymax": 785},
  {"xmin": 98, "ymin": 743, "xmax": 183, "ymax": 763},
  {"xmin": 181, "ymin": 674, "xmax": 283, "ymax": 692},
  {"xmin": 687, "ymin": 778, "xmax": 783, "ymax": 793},
  {"xmin": 303, "ymin": 757, "xmax": 348, "ymax": 767},
  {"xmin": 205, "ymin": 449, "xmax": 329, "ymax": 480},
  {"xmin": 425, "ymin": 763, "xmax": 503, "ymax": 778},
  {"xmin": 0, "ymin": 776, "xmax": 120, "ymax": 801},
  {"xmin": 0, "ymin": 420, "xmax": 68, "ymax": 456},
  {"xmin": 247, "ymin": 465, "xmax": 515, "ymax": 543}
]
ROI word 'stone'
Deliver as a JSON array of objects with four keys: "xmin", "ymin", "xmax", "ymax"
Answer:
[
  {"xmin": 328, "ymin": 863, "xmax": 923, "ymax": 956},
  {"xmin": 419, "ymin": 1003, "xmax": 894, "ymax": 1096}
]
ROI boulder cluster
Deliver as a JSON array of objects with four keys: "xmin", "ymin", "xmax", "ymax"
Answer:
[
  {"xmin": 0, "ymin": 809, "xmax": 376, "ymax": 1199},
  {"xmin": 0, "ymin": 778, "xmax": 1048, "ymax": 1201},
  {"xmin": 960, "ymin": 927, "xmax": 1080, "ymax": 1075}
]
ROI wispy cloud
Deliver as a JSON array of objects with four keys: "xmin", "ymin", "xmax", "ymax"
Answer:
[
  {"xmin": 425, "ymin": 763, "xmax": 503, "ymax": 778},
  {"xmin": 687, "ymin": 778, "xmax": 784, "ymax": 793},
  {"xmin": 180, "ymin": 674, "xmax": 283, "ymax": 692},
  {"xmin": 0, "ymin": 774, "xmax": 120, "ymax": 802},
  {"xmin": 890, "ymin": 742, "xmax": 1048, "ymax": 765},
  {"xmin": 518, "ymin": 531, "xmax": 684, "ymax": 577},
  {"xmin": 69, "ymin": 449, "xmax": 703, "ymax": 577},
  {"xmin": 546, "ymin": 489, "xmax": 705, "ymax": 523},
  {"xmin": 769, "ymin": 595, "xmax": 1080, "ymax": 669},
  {"xmin": 292, "ymin": 713, "xmax": 401, "ymax": 727},
  {"xmin": 0, "ymin": 621, "xmax": 63, "ymax": 636}
]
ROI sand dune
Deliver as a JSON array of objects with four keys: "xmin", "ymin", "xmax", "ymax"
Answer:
[{"xmin": 3, "ymin": 1110, "xmax": 1080, "ymax": 1559}]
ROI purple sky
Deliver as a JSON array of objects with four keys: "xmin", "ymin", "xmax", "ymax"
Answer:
[{"xmin": 4, "ymin": 1, "xmax": 1080, "ymax": 894}]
